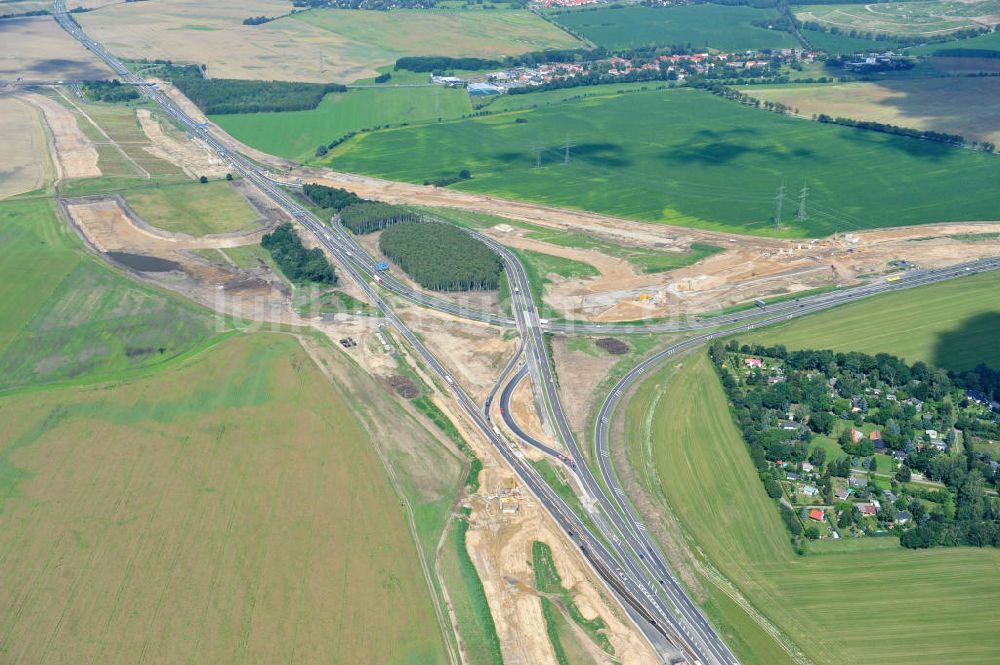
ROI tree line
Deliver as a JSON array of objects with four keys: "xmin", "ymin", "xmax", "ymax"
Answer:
[
  {"xmin": 816, "ymin": 114, "xmax": 994, "ymax": 151},
  {"xmin": 378, "ymin": 222, "xmax": 502, "ymax": 292},
  {"xmin": 82, "ymin": 80, "xmax": 140, "ymax": 103},
  {"xmin": 340, "ymin": 202, "xmax": 418, "ymax": 234},
  {"xmin": 151, "ymin": 65, "xmax": 345, "ymax": 114},
  {"xmin": 394, "ymin": 47, "xmax": 611, "ymax": 74},
  {"xmin": 261, "ymin": 223, "xmax": 337, "ymax": 284}
]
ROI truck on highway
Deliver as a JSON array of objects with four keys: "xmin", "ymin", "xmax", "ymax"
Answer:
[
  {"xmin": 754, "ymin": 298, "xmax": 767, "ymax": 309},
  {"xmin": 886, "ymin": 275, "xmax": 902, "ymax": 283},
  {"xmin": 375, "ymin": 262, "xmax": 390, "ymax": 271}
]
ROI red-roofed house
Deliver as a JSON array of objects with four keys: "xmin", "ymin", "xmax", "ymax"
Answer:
[
  {"xmin": 744, "ymin": 358, "xmax": 764, "ymax": 368},
  {"xmin": 850, "ymin": 427, "xmax": 864, "ymax": 444},
  {"xmin": 808, "ymin": 509, "xmax": 825, "ymax": 521},
  {"xmin": 858, "ymin": 504, "xmax": 877, "ymax": 516}
]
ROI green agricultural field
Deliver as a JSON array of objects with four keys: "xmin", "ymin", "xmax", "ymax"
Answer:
[
  {"xmin": 795, "ymin": 0, "xmax": 1000, "ymax": 36},
  {"xmin": 0, "ymin": 197, "xmax": 218, "ymax": 392},
  {"xmin": 746, "ymin": 78, "xmax": 1000, "ymax": 146},
  {"xmin": 625, "ymin": 352, "xmax": 1000, "ymax": 665},
  {"xmin": 0, "ymin": 333, "xmax": 449, "ymax": 664},
  {"xmin": 212, "ymin": 86, "xmax": 473, "ymax": 162},
  {"xmin": 122, "ymin": 181, "xmax": 263, "ymax": 236},
  {"xmin": 743, "ymin": 268, "xmax": 1000, "ymax": 372},
  {"xmin": 327, "ymin": 86, "xmax": 1000, "ymax": 237},
  {"xmin": 546, "ymin": 4, "xmax": 798, "ymax": 51}
]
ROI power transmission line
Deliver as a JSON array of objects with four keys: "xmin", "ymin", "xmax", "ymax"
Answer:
[
  {"xmin": 563, "ymin": 136, "xmax": 575, "ymax": 165},
  {"xmin": 531, "ymin": 141, "xmax": 543, "ymax": 168},
  {"xmin": 796, "ymin": 181, "xmax": 808, "ymax": 223},
  {"xmin": 773, "ymin": 179, "xmax": 785, "ymax": 231}
]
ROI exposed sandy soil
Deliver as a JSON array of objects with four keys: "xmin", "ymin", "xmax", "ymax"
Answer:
[
  {"xmin": 550, "ymin": 336, "xmax": 620, "ymax": 436},
  {"xmin": 0, "ymin": 16, "xmax": 112, "ymax": 81},
  {"xmin": 63, "ymin": 196, "xmax": 301, "ymax": 326},
  {"xmin": 137, "ymin": 109, "xmax": 230, "ymax": 179},
  {"xmin": 508, "ymin": 372, "xmax": 561, "ymax": 451},
  {"xmin": 21, "ymin": 92, "xmax": 99, "ymax": 180},
  {"xmin": 0, "ymin": 96, "xmax": 48, "ymax": 198},
  {"xmin": 397, "ymin": 308, "xmax": 515, "ymax": 403},
  {"xmin": 466, "ymin": 463, "xmax": 659, "ymax": 665}
]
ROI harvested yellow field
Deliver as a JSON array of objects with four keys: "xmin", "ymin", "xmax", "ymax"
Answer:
[
  {"xmin": 0, "ymin": 15, "xmax": 112, "ymax": 80},
  {"xmin": 0, "ymin": 333, "xmax": 448, "ymax": 665},
  {"xmin": 0, "ymin": 96, "xmax": 47, "ymax": 198},
  {"xmin": 748, "ymin": 78, "xmax": 1000, "ymax": 146},
  {"xmin": 78, "ymin": 0, "xmax": 580, "ymax": 82}
]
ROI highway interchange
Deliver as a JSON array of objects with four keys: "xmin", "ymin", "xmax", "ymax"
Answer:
[{"xmin": 49, "ymin": 6, "xmax": 1000, "ymax": 662}]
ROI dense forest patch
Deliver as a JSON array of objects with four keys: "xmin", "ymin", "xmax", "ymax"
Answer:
[{"xmin": 379, "ymin": 222, "xmax": 502, "ymax": 291}]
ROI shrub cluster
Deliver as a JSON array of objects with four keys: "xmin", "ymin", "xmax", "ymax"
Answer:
[
  {"xmin": 379, "ymin": 222, "xmax": 502, "ymax": 291},
  {"xmin": 261, "ymin": 223, "xmax": 336, "ymax": 284},
  {"xmin": 302, "ymin": 183, "xmax": 364, "ymax": 210},
  {"xmin": 82, "ymin": 80, "xmax": 140, "ymax": 103},
  {"xmin": 340, "ymin": 202, "xmax": 418, "ymax": 234}
]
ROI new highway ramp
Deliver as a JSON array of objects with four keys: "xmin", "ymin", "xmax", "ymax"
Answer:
[{"xmin": 49, "ymin": 5, "xmax": 1000, "ymax": 662}]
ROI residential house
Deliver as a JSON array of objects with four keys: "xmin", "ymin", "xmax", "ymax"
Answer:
[
  {"xmin": 835, "ymin": 487, "xmax": 851, "ymax": 500},
  {"xmin": 767, "ymin": 375, "xmax": 785, "ymax": 385},
  {"xmin": 801, "ymin": 462, "xmax": 814, "ymax": 474},
  {"xmin": 808, "ymin": 509, "xmax": 825, "ymax": 521},
  {"xmin": 786, "ymin": 472, "xmax": 801, "ymax": 481},
  {"xmin": 892, "ymin": 450, "xmax": 908, "ymax": 462},
  {"xmin": 850, "ymin": 427, "xmax": 864, "ymax": 444},
  {"xmin": 858, "ymin": 503, "xmax": 877, "ymax": 517},
  {"xmin": 883, "ymin": 490, "xmax": 897, "ymax": 503},
  {"xmin": 801, "ymin": 485, "xmax": 818, "ymax": 498},
  {"xmin": 849, "ymin": 475, "xmax": 868, "ymax": 488},
  {"xmin": 779, "ymin": 420, "xmax": 800, "ymax": 431},
  {"xmin": 870, "ymin": 430, "xmax": 886, "ymax": 451},
  {"xmin": 894, "ymin": 510, "xmax": 912, "ymax": 525},
  {"xmin": 744, "ymin": 357, "xmax": 764, "ymax": 369},
  {"xmin": 966, "ymin": 389, "xmax": 990, "ymax": 406}
]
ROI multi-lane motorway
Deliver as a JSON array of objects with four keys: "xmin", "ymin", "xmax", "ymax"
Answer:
[
  {"xmin": 50, "ymin": 4, "xmax": 711, "ymax": 661},
  {"xmin": 49, "ymin": 6, "xmax": 1000, "ymax": 662}
]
